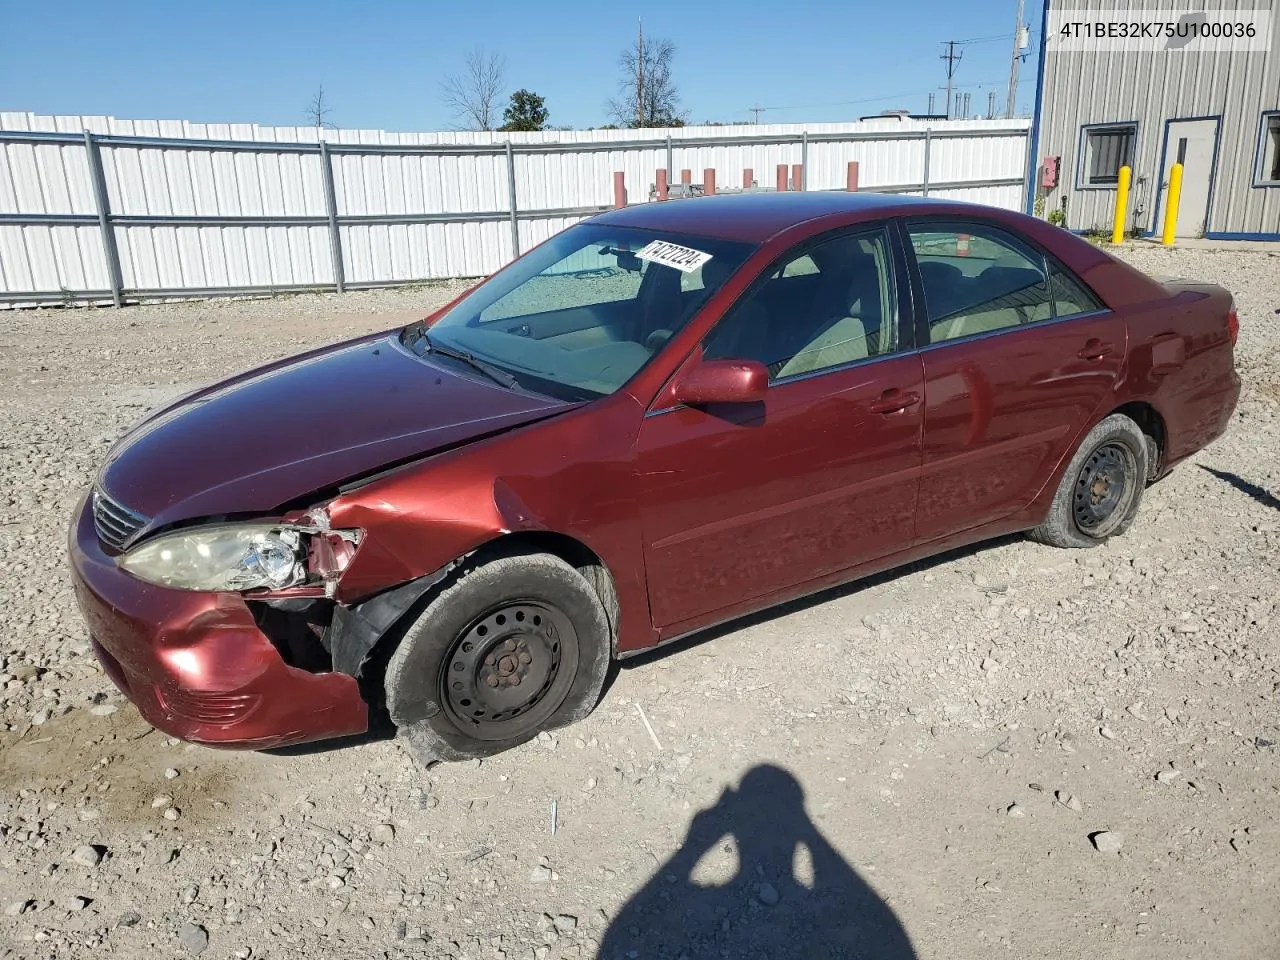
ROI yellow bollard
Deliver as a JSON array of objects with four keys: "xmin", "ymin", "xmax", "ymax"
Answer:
[
  {"xmin": 1161, "ymin": 163, "xmax": 1184, "ymax": 246},
  {"xmin": 1111, "ymin": 165, "xmax": 1131, "ymax": 244}
]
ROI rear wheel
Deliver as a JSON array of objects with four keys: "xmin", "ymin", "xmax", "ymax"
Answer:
[
  {"xmin": 384, "ymin": 550, "xmax": 611, "ymax": 766},
  {"xmin": 1030, "ymin": 413, "xmax": 1150, "ymax": 549}
]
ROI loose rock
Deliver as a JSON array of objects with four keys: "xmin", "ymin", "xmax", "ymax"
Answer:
[
  {"xmin": 178, "ymin": 921, "xmax": 210, "ymax": 955},
  {"xmin": 70, "ymin": 844, "xmax": 104, "ymax": 867},
  {"xmin": 1090, "ymin": 831, "xmax": 1125, "ymax": 854}
]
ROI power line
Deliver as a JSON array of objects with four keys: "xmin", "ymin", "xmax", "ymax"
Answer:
[
  {"xmin": 954, "ymin": 33, "xmax": 1015, "ymax": 45},
  {"xmin": 749, "ymin": 78, "xmax": 1032, "ymax": 118}
]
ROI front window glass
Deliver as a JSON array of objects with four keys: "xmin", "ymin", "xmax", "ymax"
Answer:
[
  {"xmin": 704, "ymin": 227, "xmax": 897, "ymax": 379},
  {"xmin": 409, "ymin": 224, "xmax": 755, "ymax": 399}
]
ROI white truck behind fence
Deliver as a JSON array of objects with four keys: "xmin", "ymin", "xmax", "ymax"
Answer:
[{"xmin": 0, "ymin": 112, "xmax": 1031, "ymax": 307}]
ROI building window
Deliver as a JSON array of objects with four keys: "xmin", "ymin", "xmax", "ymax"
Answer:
[
  {"xmin": 1082, "ymin": 124, "xmax": 1136, "ymax": 186},
  {"xmin": 1258, "ymin": 113, "xmax": 1280, "ymax": 185}
]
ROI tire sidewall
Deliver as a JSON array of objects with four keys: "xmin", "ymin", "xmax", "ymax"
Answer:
[{"xmin": 385, "ymin": 551, "xmax": 611, "ymax": 761}]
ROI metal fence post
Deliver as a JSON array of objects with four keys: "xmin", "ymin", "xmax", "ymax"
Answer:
[
  {"xmin": 801, "ymin": 131, "xmax": 809, "ymax": 191},
  {"xmin": 506, "ymin": 141, "xmax": 520, "ymax": 259},
  {"xmin": 83, "ymin": 130, "xmax": 123, "ymax": 307},
  {"xmin": 665, "ymin": 135, "xmax": 673, "ymax": 188},
  {"xmin": 1021, "ymin": 127, "xmax": 1035, "ymax": 213},
  {"xmin": 318, "ymin": 139, "xmax": 345, "ymax": 293},
  {"xmin": 922, "ymin": 128, "xmax": 933, "ymax": 197}
]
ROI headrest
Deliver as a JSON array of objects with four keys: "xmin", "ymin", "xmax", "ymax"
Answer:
[
  {"xmin": 700, "ymin": 257, "xmax": 732, "ymax": 290},
  {"xmin": 981, "ymin": 266, "xmax": 1044, "ymax": 297}
]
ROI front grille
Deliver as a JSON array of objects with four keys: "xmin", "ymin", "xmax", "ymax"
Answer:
[{"xmin": 92, "ymin": 487, "xmax": 149, "ymax": 551}]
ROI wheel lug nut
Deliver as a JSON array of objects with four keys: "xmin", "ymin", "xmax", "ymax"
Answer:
[
  {"xmin": 484, "ymin": 675, "xmax": 499, "ymax": 688},
  {"xmin": 484, "ymin": 654, "xmax": 496, "ymax": 666},
  {"xmin": 519, "ymin": 652, "xmax": 532, "ymax": 665}
]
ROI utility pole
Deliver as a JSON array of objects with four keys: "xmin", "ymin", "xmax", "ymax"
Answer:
[
  {"xmin": 940, "ymin": 40, "xmax": 963, "ymax": 119},
  {"xmin": 635, "ymin": 18, "xmax": 645, "ymax": 128},
  {"xmin": 988, "ymin": 90, "xmax": 997, "ymax": 119},
  {"xmin": 750, "ymin": 102, "xmax": 763, "ymax": 125},
  {"xmin": 1007, "ymin": 0, "xmax": 1028, "ymax": 118},
  {"xmin": 927, "ymin": 91, "xmax": 936, "ymax": 116}
]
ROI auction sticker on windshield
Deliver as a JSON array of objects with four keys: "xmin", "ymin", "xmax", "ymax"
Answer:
[{"xmin": 636, "ymin": 240, "xmax": 713, "ymax": 273}]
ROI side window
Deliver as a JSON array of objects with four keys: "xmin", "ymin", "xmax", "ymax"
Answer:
[
  {"xmin": 704, "ymin": 228, "xmax": 897, "ymax": 380},
  {"xmin": 908, "ymin": 224, "xmax": 1053, "ymax": 345},
  {"xmin": 1048, "ymin": 262, "xmax": 1105, "ymax": 317}
]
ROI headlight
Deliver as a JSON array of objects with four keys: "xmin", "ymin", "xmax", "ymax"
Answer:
[{"xmin": 118, "ymin": 523, "xmax": 359, "ymax": 593}]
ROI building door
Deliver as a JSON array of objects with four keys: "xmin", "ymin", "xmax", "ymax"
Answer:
[{"xmin": 1155, "ymin": 118, "xmax": 1219, "ymax": 238}]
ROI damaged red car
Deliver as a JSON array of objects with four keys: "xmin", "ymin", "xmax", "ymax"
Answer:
[{"xmin": 69, "ymin": 192, "xmax": 1240, "ymax": 764}]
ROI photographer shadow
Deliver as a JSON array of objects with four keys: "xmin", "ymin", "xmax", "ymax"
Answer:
[{"xmin": 596, "ymin": 764, "xmax": 916, "ymax": 960}]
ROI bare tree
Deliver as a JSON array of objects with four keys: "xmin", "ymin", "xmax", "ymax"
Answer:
[
  {"xmin": 607, "ymin": 23, "xmax": 685, "ymax": 128},
  {"xmin": 305, "ymin": 84, "xmax": 336, "ymax": 130},
  {"xmin": 441, "ymin": 49, "xmax": 507, "ymax": 131}
]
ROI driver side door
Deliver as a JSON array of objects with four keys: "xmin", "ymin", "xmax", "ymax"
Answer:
[{"xmin": 635, "ymin": 224, "xmax": 925, "ymax": 636}]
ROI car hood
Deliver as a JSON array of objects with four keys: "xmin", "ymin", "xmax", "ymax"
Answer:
[{"xmin": 99, "ymin": 333, "xmax": 575, "ymax": 526}]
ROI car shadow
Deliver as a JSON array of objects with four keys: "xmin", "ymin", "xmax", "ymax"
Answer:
[
  {"xmin": 1200, "ymin": 465, "xmax": 1280, "ymax": 512},
  {"xmin": 262, "ymin": 712, "xmax": 397, "ymax": 757},
  {"xmin": 616, "ymin": 533, "xmax": 1022, "ymax": 676},
  {"xmin": 595, "ymin": 764, "xmax": 917, "ymax": 960}
]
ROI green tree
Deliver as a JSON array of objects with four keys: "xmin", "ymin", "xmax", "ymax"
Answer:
[{"xmin": 499, "ymin": 90, "xmax": 550, "ymax": 132}]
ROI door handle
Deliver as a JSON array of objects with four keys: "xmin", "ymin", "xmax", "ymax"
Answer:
[
  {"xmin": 869, "ymin": 389, "xmax": 921, "ymax": 415},
  {"xmin": 1077, "ymin": 339, "xmax": 1114, "ymax": 361}
]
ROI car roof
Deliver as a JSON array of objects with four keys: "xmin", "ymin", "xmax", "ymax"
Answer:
[{"xmin": 589, "ymin": 191, "xmax": 954, "ymax": 243}]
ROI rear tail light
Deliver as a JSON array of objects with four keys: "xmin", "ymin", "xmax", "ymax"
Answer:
[{"xmin": 1226, "ymin": 303, "xmax": 1239, "ymax": 346}]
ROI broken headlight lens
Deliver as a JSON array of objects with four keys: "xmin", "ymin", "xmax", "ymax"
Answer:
[{"xmin": 118, "ymin": 524, "xmax": 356, "ymax": 593}]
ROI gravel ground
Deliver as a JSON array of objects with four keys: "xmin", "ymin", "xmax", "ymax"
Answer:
[{"xmin": 1, "ymin": 246, "xmax": 1278, "ymax": 960}]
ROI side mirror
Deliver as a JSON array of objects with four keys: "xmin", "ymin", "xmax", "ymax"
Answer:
[{"xmin": 671, "ymin": 358, "xmax": 769, "ymax": 406}]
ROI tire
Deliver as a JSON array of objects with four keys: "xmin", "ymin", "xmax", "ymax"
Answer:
[
  {"xmin": 1029, "ymin": 413, "xmax": 1151, "ymax": 549},
  {"xmin": 384, "ymin": 549, "xmax": 611, "ymax": 766}
]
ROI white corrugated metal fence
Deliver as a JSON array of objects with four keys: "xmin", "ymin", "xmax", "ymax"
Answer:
[{"xmin": 0, "ymin": 112, "xmax": 1030, "ymax": 306}]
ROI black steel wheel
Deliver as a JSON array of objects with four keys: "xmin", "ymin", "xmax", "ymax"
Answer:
[
  {"xmin": 1030, "ymin": 413, "xmax": 1151, "ymax": 549},
  {"xmin": 441, "ymin": 601, "xmax": 579, "ymax": 741},
  {"xmin": 1071, "ymin": 441, "xmax": 1137, "ymax": 537},
  {"xmin": 384, "ymin": 550, "xmax": 612, "ymax": 765}
]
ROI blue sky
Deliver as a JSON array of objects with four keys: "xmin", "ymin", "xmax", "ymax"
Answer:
[{"xmin": 1, "ymin": 0, "xmax": 1042, "ymax": 131}]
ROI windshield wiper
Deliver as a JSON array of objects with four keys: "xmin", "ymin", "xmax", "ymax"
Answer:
[{"xmin": 413, "ymin": 329, "xmax": 519, "ymax": 389}]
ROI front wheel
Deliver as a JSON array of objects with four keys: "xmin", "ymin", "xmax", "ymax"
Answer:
[
  {"xmin": 384, "ymin": 550, "xmax": 611, "ymax": 765},
  {"xmin": 1030, "ymin": 413, "xmax": 1151, "ymax": 549}
]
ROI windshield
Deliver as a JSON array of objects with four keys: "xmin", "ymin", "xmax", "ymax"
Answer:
[{"xmin": 405, "ymin": 224, "xmax": 756, "ymax": 400}]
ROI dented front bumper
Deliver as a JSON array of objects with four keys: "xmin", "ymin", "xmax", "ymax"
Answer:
[{"xmin": 68, "ymin": 494, "xmax": 368, "ymax": 749}]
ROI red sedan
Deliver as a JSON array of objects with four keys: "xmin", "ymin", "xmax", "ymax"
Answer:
[{"xmin": 69, "ymin": 192, "xmax": 1240, "ymax": 764}]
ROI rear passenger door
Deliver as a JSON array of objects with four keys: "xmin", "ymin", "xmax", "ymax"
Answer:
[{"xmin": 904, "ymin": 218, "xmax": 1127, "ymax": 543}]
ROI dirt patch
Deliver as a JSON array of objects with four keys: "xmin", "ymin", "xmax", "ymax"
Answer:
[{"xmin": 1, "ymin": 249, "xmax": 1278, "ymax": 959}]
